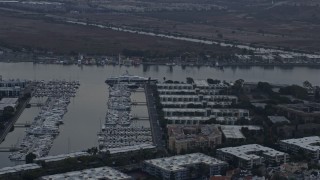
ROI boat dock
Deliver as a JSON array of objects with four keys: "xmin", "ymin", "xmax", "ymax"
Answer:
[
  {"xmin": 98, "ymin": 74, "xmax": 153, "ymax": 151},
  {"xmin": 8, "ymin": 80, "xmax": 80, "ymax": 161}
]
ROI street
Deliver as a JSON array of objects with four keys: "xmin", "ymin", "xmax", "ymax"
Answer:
[{"xmin": 145, "ymin": 84, "xmax": 166, "ymax": 150}]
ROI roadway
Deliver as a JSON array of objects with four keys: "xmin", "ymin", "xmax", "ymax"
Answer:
[
  {"xmin": 0, "ymin": 97, "xmax": 31, "ymax": 144},
  {"xmin": 145, "ymin": 84, "xmax": 166, "ymax": 150}
]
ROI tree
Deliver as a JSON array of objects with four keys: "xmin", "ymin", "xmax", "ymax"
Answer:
[
  {"xmin": 279, "ymin": 85, "xmax": 308, "ymax": 100},
  {"xmin": 3, "ymin": 106, "xmax": 15, "ymax": 119},
  {"xmin": 0, "ymin": 123, "xmax": 5, "ymax": 130},
  {"xmin": 25, "ymin": 153, "xmax": 36, "ymax": 164},
  {"xmin": 186, "ymin": 77, "xmax": 194, "ymax": 84},
  {"xmin": 303, "ymin": 81, "xmax": 312, "ymax": 89}
]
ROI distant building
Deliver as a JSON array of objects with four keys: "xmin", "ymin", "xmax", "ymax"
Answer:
[
  {"xmin": 276, "ymin": 123, "xmax": 320, "ymax": 138},
  {"xmin": 268, "ymin": 116, "xmax": 290, "ymax": 125},
  {"xmin": 0, "ymin": 97, "xmax": 19, "ymax": 116},
  {"xmin": 220, "ymin": 125, "xmax": 262, "ymax": 143},
  {"xmin": 279, "ymin": 136, "xmax": 320, "ymax": 160},
  {"xmin": 156, "ymin": 82, "xmax": 229, "ymax": 95},
  {"xmin": 163, "ymin": 108, "xmax": 249, "ymax": 125},
  {"xmin": 217, "ymin": 144, "xmax": 289, "ymax": 169},
  {"xmin": 0, "ymin": 77, "xmax": 29, "ymax": 97},
  {"xmin": 167, "ymin": 125, "xmax": 222, "ymax": 154},
  {"xmin": 157, "ymin": 81, "xmax": 249, "ymax": 125},
  {"xmin": 40, "ymin": 166, "xmax": 132, "ymax": 180},
  {"xmin": 143, "ymin": 153, "xmax": 228, "ymax": 180},
  {"xmin": 278, "ymin": 54, "xmax": 295, "ymax": 63},
  {"xmin": 276, "ymin": 103, "xmax": 320, "ymax": 123}
]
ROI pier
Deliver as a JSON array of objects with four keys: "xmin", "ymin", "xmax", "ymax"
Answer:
[
  {"xmin": 132, "ymin": 117, "xmax": 149, "ymax": 120},
  {"xmin": 14, "ymin": 122, "xmax": 31, "ymax": 128},
  {"xmin": 29, "ymin": 102, "xmax": 44, "ymax": 107},
  {"xmin": 0, "ymin": 147, "xmax": 21, "ymax": 152},
  {"xmin": 131, "ymin": 102, "xmax": 147, "ymax": 106}
]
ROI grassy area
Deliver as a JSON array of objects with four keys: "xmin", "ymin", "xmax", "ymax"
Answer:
[{"xmin": 0, "ymin": 12, "xmax": 239, "ymax": 56}]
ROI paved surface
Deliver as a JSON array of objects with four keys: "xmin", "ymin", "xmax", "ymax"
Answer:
[
  {"xmin": 145, "ymin": 84, "xmax": 166, "ymax": 150},
  {"xmin": 0, "ymin": 97, "xmax": 30, "ymax": 144}
]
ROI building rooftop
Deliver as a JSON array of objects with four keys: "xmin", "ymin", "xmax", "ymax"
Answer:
[
  {"xmin": 278, "ymin": 103, "xmax": 320, "ymax": 114},
  {"xmin": 168, "ymin": 124, "xmax": 221, "ymax": 142},
  {"xmin": 144, "ymin": 153, "xmax": 227, "ymax": 172},
  {"xmin": 0, "ymin": 164, "xmax": 41, "ymax": 176},
  {"xmin": 218, "ymin": 144, "xmax": 287, "ymax": 161},
  {"xmin": 0, "ymin": 98, "xmax": 19, "ymax": 104},
  {"xmin": 0, "ymin": 86, "xmax": 21, "ymax": 91},
  {"xmin": 268, "ymin": 116, "xmax": 290, "ymax": 124},
  {"xmin": 220, "ymin": 125, "xmax": 261, "ymax": 139},
  {"xmin": 40, "ymin": 166, "xmax": 132, "ymax": 180},
  {"xmin": 163, "ymin": 108, "xmax": 248, "ymax": 113},
  {"xmin": 194, "ymin": 80, "xmax": 209, "ymax": 87},
  {"xmin": 34, "ymin": 152, "xmax": 90, "ymax": 163},
  {"xmin": 280, "ymin": 136, "xmax": 320, "ymax": 152},
  {"xmin": 105, "ymin": 143, "xmax": 156, "ymax": 154},
  {"xmin": 166, "ymin": 116, "xmax": 210, "ymax": 121},
  {"xmin": 157, "ymin": 83, "xmax": 192, "ymax": 87}
]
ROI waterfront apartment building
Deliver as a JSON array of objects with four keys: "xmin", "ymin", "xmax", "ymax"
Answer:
[
  {"xmin": 276, "ymin": 103, "xmax": 320, "ymax": 123},
  {"xmin": 0, "ymin": 77, "xmax": 29, "ymax": 97},
  {"xmin": 167, "ymin": 125, "xmax": 222, "ymax": 154},
  {"xmin": 279, "ymin": 136, "xmax": 320, "ymax": 160},
  {"xmin": 156, "ymin": 82, "xmax": 229, "ymax": 95},
  {"xmin": 217, "ymin": 144, "xmax": 289, "ymax": 169},
  {"xmin": 157, "ymin": 81, "xmax": 249, "ymax": 125},
  {"xmin": 163, "ymin": 108, "xmax": 249, "ymax": 125},
  {"xmin": 159, "ymin": 95, "xmax": 238, "ymax": 108},
  {"xmin": 143, "ymin": 153, "xmax": 228, "ymax": 180}
]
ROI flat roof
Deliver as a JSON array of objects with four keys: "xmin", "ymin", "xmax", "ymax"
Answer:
[
  {"xmin": 280, "ymin": 136, "xmax": 320, "ymax": 152},
  {"xmin": 0, "ymin": 87, "xmax": 21, "ymax": 91},
  {"xmin": 220, "ymin": 125, "xmax": 262, "ymax": 139},
  {"xmin": 0, "ymin": 164, "xmax": 40, "ymax": 175},
  {"xmin": 105, "ymin": 143, "xmax": 156, "ymax": 154},
  {"xmin": 268, "ymin": 116, "xmax": 290, "ymax": 124},
  {"xmin": 144, "ymin": 153, "xmax": 227, "ymax": 172},
  {"xmin": 163, "ymin": 108, "xmax": 248, "ymax": 113},
  {"xmin": 0, "ymin": 98, "xmax": 18, "ymax": 104},
  {"xmin": 157, "ymin": 83, "xmax": 192, "ymax": 86},
  {"xmin": 160, "ymin": 95, "xmax": 199, "ymax": 98},
  {"xmin": 40, "ymin": 166, "xmax": 132, "ymax": 180},
  {"xmin": 35, "ymin": 152, "xmax": 90, "ymax": 163},
  {"xmin": 218, "ymin": 144, "xmax": 287, "ymax": 161},
  {"xmin": 194, "ymin": 80, "xmax": 209, "ymax": 87},
  {"xmin": 160, "ymin": 95, "xmax": 237, "ymax": 99}
]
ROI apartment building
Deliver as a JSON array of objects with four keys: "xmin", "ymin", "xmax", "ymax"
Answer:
[
  {"xmin": 143, "ymin": 153, "xmax": 228, "ymax": 180},
  {"xmin": 167, "ymin": 125, "xmax": 222, "ymax": 154},
  {"xmin": 217, "ymin": 144, "xmax": 289, "ymax": 169},
  {"xmin": 279, "ymin": 136, "xmax": 320, "ymax": 160}
]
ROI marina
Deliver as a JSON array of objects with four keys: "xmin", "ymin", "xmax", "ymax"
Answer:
[
  {"xmin": 98, "ymin": 74, "xmax": 153, "ymax": 151},
  {"xmin": 1, "ymin": 63, "xmax": 320, "ymax": 168},
  {"xmin": 8, "ymin": 80, "xmax": 80, "ymax": 161}
]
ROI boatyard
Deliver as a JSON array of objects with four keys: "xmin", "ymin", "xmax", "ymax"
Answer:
[
  {"xmin": 98, "ymin": 73, "xmax": 154, "ymax": 151},
  {"xmin": 8, "ymin": 80, "xmax": 80, "ymax": 161}
]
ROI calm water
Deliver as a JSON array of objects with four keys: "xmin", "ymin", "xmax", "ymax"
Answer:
[{"xmin": 0, "ymin": 62, "xmax": 320, "ymax": 167}]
